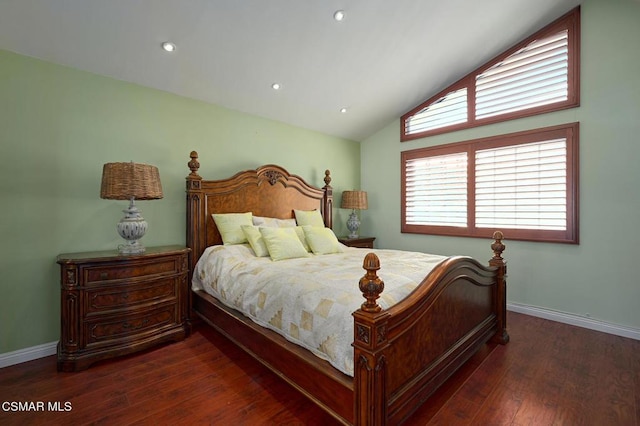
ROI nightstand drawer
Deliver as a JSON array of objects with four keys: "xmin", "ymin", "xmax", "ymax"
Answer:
[
  {"xmin": 85, "ymin": 276, "xmax": 178, "ymax": 314},
  {"xmin": 85, "ymin": 304, "xmax": 178, "ymax": 346},
  {"xmin": 84, "ymin": 258, "xmax": 180, "ymax": 284}
]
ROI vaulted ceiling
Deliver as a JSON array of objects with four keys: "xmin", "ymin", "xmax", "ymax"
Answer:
[{"xmin": 0, "ymin": 0, "xmax": 582, "ymax": 141}]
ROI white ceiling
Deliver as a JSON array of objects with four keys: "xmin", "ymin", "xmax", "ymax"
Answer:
[{"xmin": 0, "ymin": 0, "xmax": 582, "ymax": 141}]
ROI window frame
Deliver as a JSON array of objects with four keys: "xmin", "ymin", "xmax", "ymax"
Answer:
[
  {"xmin": 401, "ymin": 7, "xmax": 580, "ymax": 141},
  {"xmin": 401, "ymin": 123, "xmax": 579, "ymax": 243}
]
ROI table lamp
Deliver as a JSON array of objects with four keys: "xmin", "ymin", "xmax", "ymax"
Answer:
[
  {"xmin": 100, "ymin": 162, "xmax": 163, "ymax": 254},
  {"xmin": 341, "ymin": 190, "xmax": 368, "ymax": 239}
]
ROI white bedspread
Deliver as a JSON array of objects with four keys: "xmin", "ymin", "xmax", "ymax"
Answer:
[{"xmin": 192, "ymin": 244, "xmax": 446, "ymax": 376}]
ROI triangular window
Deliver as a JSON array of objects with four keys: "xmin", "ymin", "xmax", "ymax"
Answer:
[{"xmin": 402, "ymin": 7, "xmax": 579, "ymax": 141}]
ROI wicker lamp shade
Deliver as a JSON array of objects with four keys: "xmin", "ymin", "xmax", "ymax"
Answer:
[
  {"xmin": 100, "ymin": 162, "xmax": 163, "ymax": 200},
  {"xmin": 100, "ymin": 162, "xmax": 163, "ymax": 255},
  {"xmin": 341, "ymin": 190, "xmax": 368, "ymax": 210}
]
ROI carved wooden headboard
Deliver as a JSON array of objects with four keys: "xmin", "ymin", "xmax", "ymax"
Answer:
[{"xmin": 185, "ymin": 151, "xmax": 333, "ymax": 272}]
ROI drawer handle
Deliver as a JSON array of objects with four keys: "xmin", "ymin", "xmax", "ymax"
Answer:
[
  {"xmin": 100, "ymin": 272, "xmax": 109, "ymax": 280},
  {"xmin": 122, "ymin": 319, "xmax": 150, "ymax": 330}
]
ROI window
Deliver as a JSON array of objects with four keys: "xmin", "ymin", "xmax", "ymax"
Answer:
[
  {"xmin": 401, "ymin": 7, "xmax": 580, "ymax": 141},
  {"xmin": 406, "ymin": 87, "xmax": 467, "ymax": 135},
  {"xmin": 401, "ymin": 123, "xmax": 579, "ymax": 243}
]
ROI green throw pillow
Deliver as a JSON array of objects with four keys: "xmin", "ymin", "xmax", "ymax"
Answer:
[
  {"xmin": 260, "ymin": 227, "xmax": 310, "ymax": 261},
  {"xmin": 241, "ymin": 225, "xmax": 270, "ymax": 257},
  {"xmin": 294, "ymin": 209, "xmax": 325, "ymax": 227},
  {"xmin": 212, "ymin": 212, "xmax": 253, "ymax": 245},
  {"xmin": 294, "ymin": 226, "xmax": 311, "ymax": 252},
  {"xmin": 302, "ymin": 226, "xmax": 343, "ymax": 255}
]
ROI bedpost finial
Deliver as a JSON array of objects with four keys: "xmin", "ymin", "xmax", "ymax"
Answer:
[
  {"xmin": 359, "ymin": 253, "xmax": 384, "ymax": 313},
  {"xmin": 363, "ymin": 252, "xmax": 380, "ymax": 271},
  {"xmin": 188, "ymin": 151, "xmax": 201, "ymax": 178},
  {"xmin": 491, "ymin": 231, "xmax": 505, "ymax": 261},
  {"xmin": 324, "ymin": 169, "xmax": 331, "ymax": 187}
]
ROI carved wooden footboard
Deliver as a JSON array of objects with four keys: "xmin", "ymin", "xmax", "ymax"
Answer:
[
  {"xmin": 353, "ymin": 234, "xmax": 507, "ymax": 424},
  {"xmin": 185, "ymin": 152, "xmax": 508, "ymax": 425}
]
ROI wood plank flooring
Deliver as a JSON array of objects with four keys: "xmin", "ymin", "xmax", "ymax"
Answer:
[{"xmin": 1, "ymin": 312, "xmax": 638, "ymax": 425}]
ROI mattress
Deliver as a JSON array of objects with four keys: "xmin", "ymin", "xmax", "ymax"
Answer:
[{"xmin": 192, "ymin": 244, "xmax": 446, "ymax": 376}]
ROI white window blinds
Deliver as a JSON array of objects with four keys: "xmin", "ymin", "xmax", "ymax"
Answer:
[
  {"xmin": 400, "ymin": 8, "xmax": 579, "ymax": 141},
  {"xmin": 404, "ymin": 152, "xmax": 468, "ymax": 227},
  {"xmin": 475, "ymin": 138, "xmax": 567, "ymax": 230},
  {"xmin": 403, "ymin": 29, "xmax": 570, "ymax": 137},
  {"xmin": 405, "ymin": 88, "xmax": 467, "ymax": 135},
  {"xmin": 401, "ymin": 122, "xmax": 578, "ymax": 243},
  {"xmin": 475, "ymin": 30, "xmax": 569, "ymax": 120}
]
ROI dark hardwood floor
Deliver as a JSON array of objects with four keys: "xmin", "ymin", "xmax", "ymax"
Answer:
[{"xmin": 1, "ymin": 312, "xmax": 638, "ymax": 425}]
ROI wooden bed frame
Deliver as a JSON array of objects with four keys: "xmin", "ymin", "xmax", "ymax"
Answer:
[{"xmin": 185, "ymin": 151, "xmax": 508, "ymax": 425}]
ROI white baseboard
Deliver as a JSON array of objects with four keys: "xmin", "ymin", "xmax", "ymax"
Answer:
[
  {"xmin": 0, "ymin": 341, "xmax": 57, "ymax": 369},
  {"xmin": 507, "ymin": 302, "xmax": 640, "ymax": 341},
  {"xmin": 1, "ymin": 305, "xmax": 638, "ymax": 369}
]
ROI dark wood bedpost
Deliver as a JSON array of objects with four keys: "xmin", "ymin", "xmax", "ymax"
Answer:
[
  {"xmin": 322, "ymin": 169, "xmax": 333, "ymax": 229},
  {"xmin": 489, "ymin": 231, "xmax": 509, "ymax": 344},
  {"xmin": 353, "ymin": 253, "xmax": 390, "ymax": 425},
  {"xmin": 186, "ymin": 151, "xmax": 204, "ymax": 323}
]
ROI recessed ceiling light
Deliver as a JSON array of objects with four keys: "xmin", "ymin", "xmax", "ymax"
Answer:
[
  {"xmin": 161, "ymin": 42, "xmax": 176, "ymax": 52},
  {"xmin": 340, "ymin": 107, "xmax": 348, "ymax": 113},
  {"xmin": 333, "ymin": 10, "xmax": 345, "ymax": 21},
  {"xmin": 271, "ymin": 83, "xmax": 281, "ymax": 90}
]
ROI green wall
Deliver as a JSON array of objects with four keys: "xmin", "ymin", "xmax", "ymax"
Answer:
[
  {"xmin": 2, "ymin": 0, "xmax": 639, "ymax": 357},
  {"xmin": 361, "ymin": 0, "xmax": 640, "ymax": 330},
  {"xmin": 0, "ymin": 50, "xmax": 360, "ymax": 354}
]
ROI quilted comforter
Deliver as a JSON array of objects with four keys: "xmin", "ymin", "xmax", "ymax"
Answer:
[{"xmin": 192, "ymin": 244, "xmax": 446, "ymax": 376}]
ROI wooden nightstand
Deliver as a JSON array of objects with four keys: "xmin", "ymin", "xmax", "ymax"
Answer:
[
  {"xmin": 56, "ymin": 245, "xmax": 190, "ymax": 372},
  {"xmin": 338, "ymin": 236, "xmax": 376, "ymax": 249}
]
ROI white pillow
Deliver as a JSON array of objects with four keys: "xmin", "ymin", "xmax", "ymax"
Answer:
[{"xmin": 252, "ymin": 216, "xmax": 297, "ymax": 228}]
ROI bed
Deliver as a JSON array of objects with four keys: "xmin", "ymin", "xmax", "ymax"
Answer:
[{"xmin": 185, "ymin": 151, "xmax": 508, "ymax": 425}]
